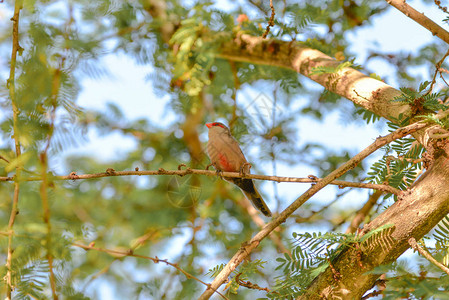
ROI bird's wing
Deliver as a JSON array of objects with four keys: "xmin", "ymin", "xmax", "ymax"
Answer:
[{"xmin": 224, "ymin": 134, "xmax": 250, "ymax": 173}]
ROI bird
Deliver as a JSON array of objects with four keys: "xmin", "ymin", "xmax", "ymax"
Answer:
[{"xmin": 206, "ymin": 122, "xmax": 272, "ymax": 217}]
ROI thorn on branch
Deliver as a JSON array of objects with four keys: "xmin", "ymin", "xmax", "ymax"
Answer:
[
  {"xmin": 68, "ymin": 172, "xmax": 79, "ymax": 180},
  {"xmin": 308, "ymin": 175, "xmax": 318, "ymax": 181},
  {"xmin": 308, "ymin": 175, "xmax": 319, "ymax": 185},
  {"xmin": 205, "ymin": 163, "xmax": 213, "ymax": 170},
  {"xmin": 105, "ymin": 168, "xmax": 116, "ymax": 175},
  {"xmin": 17, "ymin": 45, "xmax": 24, "ymax": 55}
]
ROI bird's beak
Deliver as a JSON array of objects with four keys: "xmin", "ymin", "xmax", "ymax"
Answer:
[{"xmin": 206, "ymin": 123, "xmax": 212, "ymax": 128}]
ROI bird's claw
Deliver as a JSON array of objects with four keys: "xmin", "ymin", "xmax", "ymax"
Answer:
[
  {"xmin": 240, "ymin": 162, "xmax": 252, "ymax": 177},
  {"xmin": 215, "ymin": 169, "xmax": 224, "ymax": 179}
]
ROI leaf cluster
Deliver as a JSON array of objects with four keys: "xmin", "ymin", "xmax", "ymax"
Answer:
[
  {"xmin": 270, "ymin": 225, "xmax": 394, "ymax": 298},
  {"xmin": 393, "ymin": 81, "xmax": 449, "ymax": 118}
]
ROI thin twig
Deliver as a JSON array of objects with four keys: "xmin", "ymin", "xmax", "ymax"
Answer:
[
  {"xmin": 346, "ymin": 190, "xmax": 383, "ymax": 234},
  {"xmin": 198, "ymin": 119, "xmax": 432, "ymax": 300},
  {"xmin": 262, "ymin": 0, "xmax": 275, "ymax": 38},
  {"xmin": 39, "ymin": 63, "xmax": 63, "ymax": 299},
  {"xmin": 385, "ymin": 0, "xmax": 449, "ymax": 45},
  {"xmin": 235, "ymin": 272, "xmax": 270, "ymax": 292},
  {"xmin": 425, "ymin": 48, "xmax": 449, "ymax": 96},
  {"xmin": 295, "ymin": 196, "xmax": 341, "ymax": 224},
  {"xmin": 434, "ymin": 0, "xmax": 448, "ymax": 13},
  {"xmin": 0, "ymin": 155, "xmax": 10, "ymax": 163},
  {"xmin": 0, "ymin": 169, "xmax": 402, "ymax": 194},
  {"xmin": 82, "ymin": 262, "xmax": 114, "ymax": 291},
  {"xmin": 5, "ymin": 1, "xmax": 23, "ymax": 298},
  {"xmin": 72, "ymin": 243, "xmax": 229, "ymax": 300},
  {"xmin": 408, "ymin": 237, "xmax": 449, "ymax": 276}
]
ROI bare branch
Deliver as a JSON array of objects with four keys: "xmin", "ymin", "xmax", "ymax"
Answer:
[
  {"xmin": 72, "ymin": 243, "xmax": 229, "ymax": 300},
  {"xmin": 425, "ymin": 48, "xmax": 449, "ymax": 96},
  {"xmin": 408, "ymin": 237, "xmax": 449, "ymax": 276},
  {"xmin": 386, "ymin": 0, "xmax": 449, "ymax": 45},
  {"xmin": 262, "ymin": 0, "xmax": 275, "ymax": 38},
  {"xmin": 0, "ymin": 155, "xmax": 10, "ymax": 163},
  {"xmin": 0, "ymin": 168, "xmax": 401, "ymax": 194}
]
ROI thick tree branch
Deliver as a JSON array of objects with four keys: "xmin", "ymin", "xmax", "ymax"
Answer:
[
  {"xmin": 198, "ymin": 119, "xmax": 431, "ymax": 299},
  {"xmin": 386, "ymin": 0, "xmax": 449, "ymax": 45}
]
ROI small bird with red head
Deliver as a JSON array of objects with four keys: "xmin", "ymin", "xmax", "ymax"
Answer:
[{"xmin": 206, "ymin": 122, "xmax": 272, "ymax": 217}]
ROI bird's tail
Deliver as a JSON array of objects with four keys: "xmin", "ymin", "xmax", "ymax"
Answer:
[{"xmin": 230, "ymin": 178, "xmax": 272, "ymax": 217}]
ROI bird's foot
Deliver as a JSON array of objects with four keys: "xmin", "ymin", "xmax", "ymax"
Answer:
[
  {"xmin": 239, "ymin": 162, "xmax": 252, "ymax": 177},
  {"xmin": 215, "ymin": 169, "xmax": 224, "ymax": 179}
]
